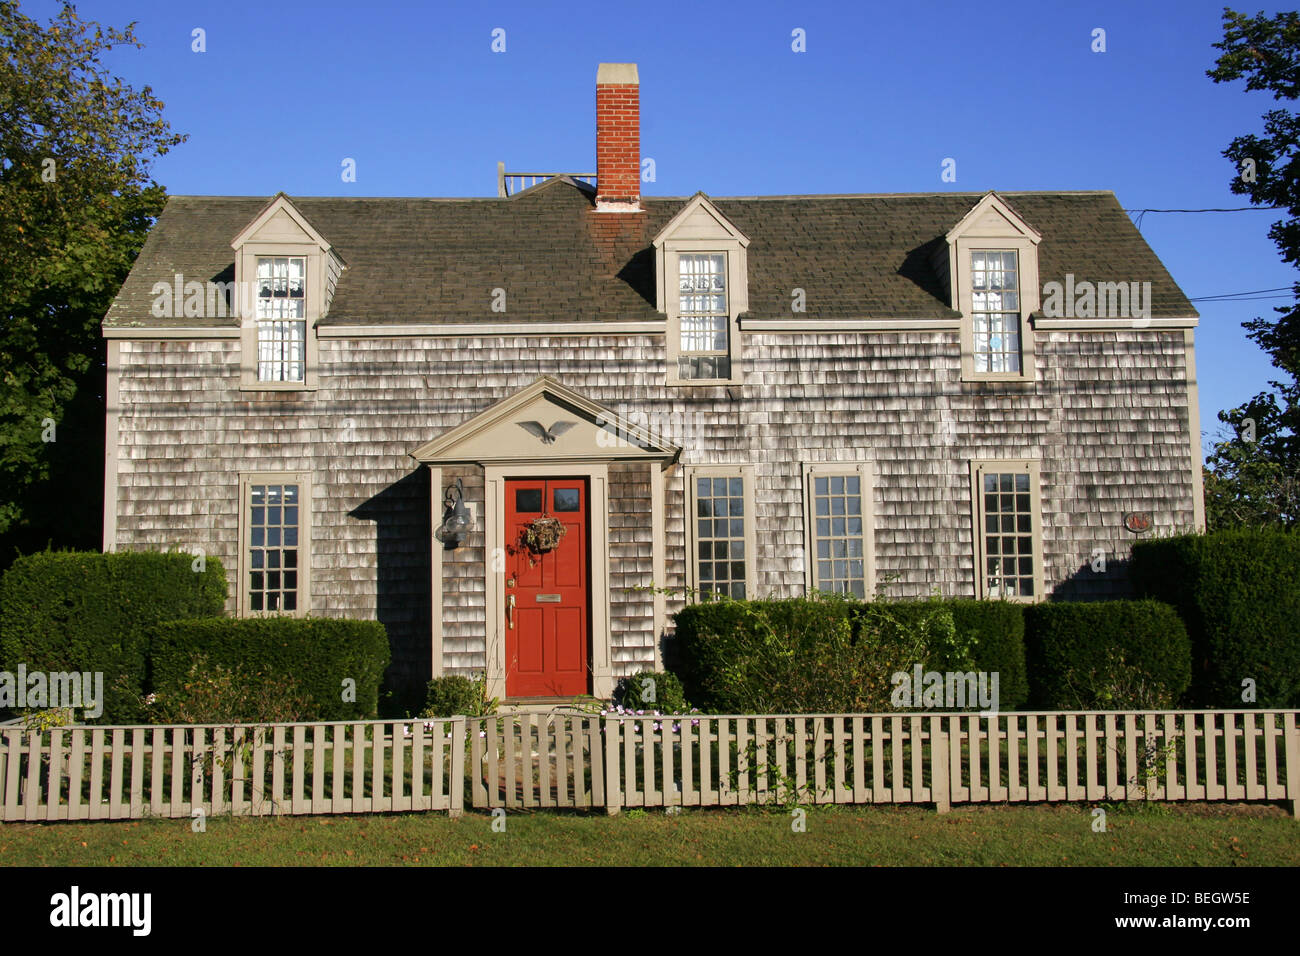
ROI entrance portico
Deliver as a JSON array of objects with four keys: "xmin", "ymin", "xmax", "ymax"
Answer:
[{"xmin": 411, "ymin": 377, "xmax": 679, "ymax": 701}]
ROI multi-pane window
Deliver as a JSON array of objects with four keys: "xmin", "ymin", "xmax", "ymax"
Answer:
[
  {"xmin": 248, "ymin": 482, "xmax": 301, "ymax": 611},
  {"xmin": 971, "ymin": 250, "xmax": 1021, "ymax": 374},
  {"xmin": 810, "ymin": 474, "xmax": 867, "ymax": 597},
  {"xmin": 256, "ymin": 256, "xmax": 306, "ymax": 382},
  {"xmin": 976, "ymin": 467, "xmax": 1039, "ymax": 599},
  {"xmin": 678, "ymin": 253, "xmax": 729, "ymax": 380},
  {"xmin": 693, "ymin": 475, "xmax": 747, "ymax": 599}
]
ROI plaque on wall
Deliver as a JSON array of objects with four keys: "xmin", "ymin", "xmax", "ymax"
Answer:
[{"xmin": 1123, "ymin": 512, "xmax": 1152, "ymax": 534}]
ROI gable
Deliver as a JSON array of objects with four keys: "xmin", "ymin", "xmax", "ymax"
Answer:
[
  {"xmin": 653, "ymin": 193, "xmax": 750, "ymax": 246},
  {"xmin": 251, "ymin": 207, "xmax": 315, "ymax": 243},
  {"xmin": 410, "ymin": 378, "xmax": 680, "ymax": 465},
  {"xmin": 946, "ymin": 191, "xmax": 1042, "ymax": 244},
  {"xmin": 231, "ymin": 193, "xmax": 333, "ymax": 251}
]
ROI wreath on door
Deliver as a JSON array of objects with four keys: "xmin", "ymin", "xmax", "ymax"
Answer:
[{"xmin": 521, "ymin": 514, "xmax": 567, "ymax": 554}]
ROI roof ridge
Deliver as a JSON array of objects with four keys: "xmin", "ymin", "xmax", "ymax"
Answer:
[{"xmin": 166, "ymin": 189, "xmax": 1119, "ymax": 202}]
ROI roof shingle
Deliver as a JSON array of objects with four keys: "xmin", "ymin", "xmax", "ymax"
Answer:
[{"xmin": 103, "ymin": 180, "xmax": 1196, "ymax": 328}]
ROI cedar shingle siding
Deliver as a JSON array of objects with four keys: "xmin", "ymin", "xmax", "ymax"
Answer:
[{"xmin": 104, "ymin": 180, "xmax": 1199, "ymax": 701}]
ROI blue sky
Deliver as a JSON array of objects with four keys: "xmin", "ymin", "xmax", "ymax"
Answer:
[{"xmin": 26, "ymin": 0, "xmax": 1299, "ymax": 458}]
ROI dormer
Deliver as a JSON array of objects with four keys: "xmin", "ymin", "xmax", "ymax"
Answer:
[
  {"xmin": 652, "ymin": 193, "xmax": 750, "ymax": 386},
  {"xmin": 231, "ymin": 193, "xmax": 344, "ymax": 391},
  {"xmin": 944, "ymin": 191, "xmax": 1042, "ymax": 383}
]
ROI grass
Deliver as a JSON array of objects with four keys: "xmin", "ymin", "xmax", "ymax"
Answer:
[{"xmin": 1, "ymin": 802, "xmax": 1297, "ymax": 867}]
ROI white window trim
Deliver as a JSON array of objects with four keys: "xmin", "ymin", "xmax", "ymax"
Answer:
[
  {"xmin": 969, "ymin": 459, "xmax": 1044, "ymax": 602},
  {"xmin": 237, "ymin": 241, "xmax": 321, "ymax": 391},
  {"xmin": 663, "ymin": 244, "xmax": 746, "ymax": 386},
  {"xmin": 801, "ymin": 461, "xmax": 876, "ymax": 598},
  {"xmin": 954, "ymin": 237, "xmax": 1039, "ymax": 383},
  {"xmin": 253, "ymin": 255, "xmax": 308, "ymax": 384},
  {"xmin": 238, "ymin": 471, "xmax": 313, "ymax": 616},
  {"xmin": 683, "ymin": 463, "xmax": 758, "ymax": 601}
]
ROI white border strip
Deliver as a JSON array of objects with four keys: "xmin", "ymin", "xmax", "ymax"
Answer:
[
  {"xmin": 740, "ymin": 318, "xmax": 961, "ymax": 332},
  {"xmin": 1034, "ymin": 317, "xmax": 1198, "ymax": 330},
  {"xmin": 104, "ymin": 326, "xmax": 240, "ymax": 339},
  {"xmin": 318, "ymin": 322, "xmax": 667, "ymax": 337},
  {"xmin": 105, "ymin": 315, "xmax": 1200, "ymax": 340}
]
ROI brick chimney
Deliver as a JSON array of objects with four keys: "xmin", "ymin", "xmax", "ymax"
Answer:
[{"xmin": 595, "ymin": 63, "xmax": 641, "ymax": 212}]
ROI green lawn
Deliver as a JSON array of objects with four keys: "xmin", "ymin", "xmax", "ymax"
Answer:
[{"xmin": 1, "ymin": 802, "xmax": 1297, "ymax": 866}]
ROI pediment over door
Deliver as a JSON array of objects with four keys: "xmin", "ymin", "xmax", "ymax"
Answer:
[{"xmin": 409, "ymin": 376, "xmax": 681, "ymax": 466}]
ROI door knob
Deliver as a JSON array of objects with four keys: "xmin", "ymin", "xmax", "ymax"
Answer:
[{"xmin": 507, "ymin": 593, "xmax": 516, "ymax": 629}]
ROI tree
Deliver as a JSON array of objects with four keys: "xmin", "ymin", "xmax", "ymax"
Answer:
[
  {"xmin": 0, "ymin": 1, "xmax": 184, "ymax": 561},
  {"xmin": 1204, "ymin": 7, "xmax": 1300, "ymax": 530}
]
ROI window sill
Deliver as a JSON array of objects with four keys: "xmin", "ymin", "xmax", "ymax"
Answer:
[
  {"xmin": 665, "ymin": 376, "xmax": 744, "ymax": 387},
  {"xmin": 238, "ymin": 381, "xmax": 318, "ymax": 393},
  {"xmin": 962, "ymin": 372, "xmax": 1035, "ymax": 385}
]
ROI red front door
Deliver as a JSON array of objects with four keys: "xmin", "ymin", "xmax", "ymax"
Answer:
[{"xmin": 504, "ymin": 478, "xmax": 590, "ymax": 697}]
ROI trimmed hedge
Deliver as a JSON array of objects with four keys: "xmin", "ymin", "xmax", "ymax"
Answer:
[
  {"xmin": 673, "ymin": 598, "xmax": 848, "ymax": 712},
  {"xmin": 1023, "ymin": 601, "xmax": 1191, "ymax": 709},
  {"xmin": 673, "ymin": 597, "xmax": 1028, "ymax": 713},
  {"xmin": 1131, "ymin": 529, "xmax": 1300, "ymax": 707},
  {"xmin": 853, "ymin": 600, "xmax": 1029, "ymax": 711},
  {"xmin": 150, "ymin": 617, "xmax": 390, "ymax": 720},
  {"xmin": 0, "ymin": 551, "xmax": 227, "ymax": 722}
]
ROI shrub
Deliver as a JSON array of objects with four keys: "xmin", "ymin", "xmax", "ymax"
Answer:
[
  {"xmin": 946, "ymin": 600, "xmax": 1029, "ymax": 710},
  {"xmin": 673, "ymin": 596, "xmax": 853, "ymax": 712},
  {"xmin": 0, "ymin": 550, "xmax": 227, "ymax": 722},
  {"xmin": 149, "ymin": 617, "xmax": 389, "ymax": 720},
  {"xmin": 421, "ymin": 674, "xmax": 498, "ymax": 718},
  {"xmin": 1023, "ymin": 601, "xmax": 1192, "ymax": 709},
  {"xmin": 1131, "ymin": 529, "xmax": 1300, "ymax": 707},
  {"xmin": 854, "ymin": 598, "xmax": 1028, "ymax": 710},
  {"xmin": 148, "ymin": 654, "xmax": 313, "ymax": 724},
  {"xmin": 672, "ymin": 595, "xmax": 975, "ymax": 713},
  {"xmin": 674, "ymin": 595, "xmax": 1026, "ymax": 714},
  {"xmin": 614, "ymin": 671, "xmax": 690, "ymax": 713}
]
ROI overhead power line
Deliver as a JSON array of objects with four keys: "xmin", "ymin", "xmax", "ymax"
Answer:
[
  {"xmin": 1190, "ymin": 286, "xmax": 1294, "ymax": 302},
  {"xmin": 1192, "ymin": 295, "xmax": 1293, "ymax": 302},
  {"xmin": 1124, "ymin": 205, "xmax": 1284, "ymax": 230},
  {"xmin": 1123, "ymin": 206, "xmax": 1283, "ymax": 213}
]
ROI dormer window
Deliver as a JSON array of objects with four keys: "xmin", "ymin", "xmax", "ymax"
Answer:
[
  {"xmin": 652, "ymin": 194, "xmax": 750, "ymax": 387},
  {"xmin": 945, "ymin": 192, "xmax": 1041, "ymax": 384},
  {"xmin": 678, "ymin": 253, "xmax": 730, "ymax": 380},
  {"xmin": 970, "ymin": 250, "xmax": 1021, "ymax": 374},
  {"xmin": 231, "ymin": 193, "xmax": 342, "ymax": 392},
  {"xmin": 256, "ymin": 256, "xmax": 306, "ymax": 382}
]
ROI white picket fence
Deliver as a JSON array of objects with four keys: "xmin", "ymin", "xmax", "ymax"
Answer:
[
  {"xmin": 0, "ymin": 719, "xmax": 465, "ymax": 822},
  {"xmin": 589, "ymin": 711, "xmax": 1300, "ymax": 815},
  {"xmin": 2, "ymin": 710, "xmax": 1297, "ymax": 822}
]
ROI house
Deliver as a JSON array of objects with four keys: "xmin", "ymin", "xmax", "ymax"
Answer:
[{"xmin": 100, "ymin": 63, "xmax": 1203, "ymax": 706}]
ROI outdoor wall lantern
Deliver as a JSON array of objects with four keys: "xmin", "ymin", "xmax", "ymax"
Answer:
[{"xmin": 437, "ymin": 478, "xmax": 472, "ymax": 547}]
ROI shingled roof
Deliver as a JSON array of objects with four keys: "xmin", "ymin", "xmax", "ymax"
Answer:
[{"xmin": 102, "ymin": 178, "xmax": 1196, "ymax": 328}]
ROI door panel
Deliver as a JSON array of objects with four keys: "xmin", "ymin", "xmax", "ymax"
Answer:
[{"xmin": 504, "ymin": 478, "xmax": 590, "ymax": 697}]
